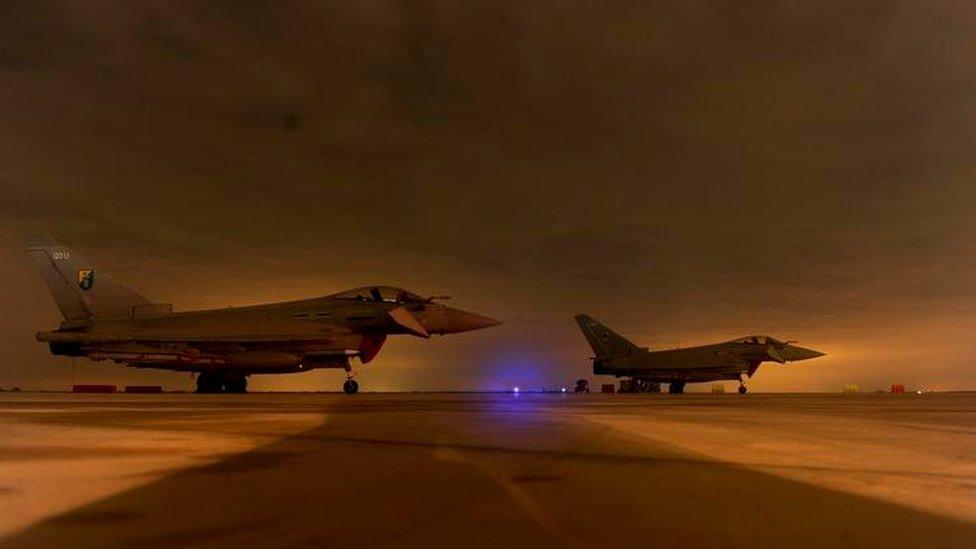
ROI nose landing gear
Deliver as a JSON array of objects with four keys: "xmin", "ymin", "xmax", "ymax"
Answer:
[
  {"xmin": 342, "ymin": 364, "xmax": 360, "ymax": 394},
  {"xmin": 738, "ymin": 377, "xmax": 748, "ymax": 394}
]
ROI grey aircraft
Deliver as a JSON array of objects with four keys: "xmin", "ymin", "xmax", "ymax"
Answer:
[
  {"xmin": 26, "ymin": 238, "xmax": 500, "ymax": 394},
  {"xmin": 575, "ymin": 315, "xmax": 824, "ymax": 394}
]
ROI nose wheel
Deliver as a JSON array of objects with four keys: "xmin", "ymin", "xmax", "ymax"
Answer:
[
  {"xmin": 342, "ymin": 363, "xmax": 360, "ymax": 394},
  {"xmin": 738, "ymin": 383, "xmax": 748, "ymax": 394}
]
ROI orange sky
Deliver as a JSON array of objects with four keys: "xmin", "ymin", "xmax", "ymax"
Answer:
[{"xmin": 0, "ymin": 2, "xmax": 974, "ymax": 392}]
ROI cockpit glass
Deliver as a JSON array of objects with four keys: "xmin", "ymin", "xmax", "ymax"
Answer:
[
  {"xmin": 329, "ymin": 286, "xmax": 425, "ymax": 304},
  {"xmin": 733, "ymin": 336, "xmax": 785, "ymax": 345}
]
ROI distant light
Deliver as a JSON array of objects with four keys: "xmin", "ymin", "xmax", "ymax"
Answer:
[
  {"xmin": 513, "ymin": 386, "xmax": 520, "ymax": 393},
  {"xmin": 916, "ymin": 390, "xmax": 923, "ymax": 394},
  {"xmin": 560, "ymin": 387, "xmax": 567, "ymax": 393}
]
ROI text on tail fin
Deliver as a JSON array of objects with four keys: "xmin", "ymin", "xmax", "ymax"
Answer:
[{"xmin": 25, "ymin": 236, "xmax": 152, "ymax": 319}]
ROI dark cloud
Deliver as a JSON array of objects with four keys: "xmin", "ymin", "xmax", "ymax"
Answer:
[{"xmin": 1, "ymin": 1, "xmax": 974, "ymax": 391}]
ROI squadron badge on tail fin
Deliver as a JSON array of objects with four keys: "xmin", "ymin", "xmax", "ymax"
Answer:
[{"xmin": 77, "ymin": 269, "xmax": 94, "ymax": 291}]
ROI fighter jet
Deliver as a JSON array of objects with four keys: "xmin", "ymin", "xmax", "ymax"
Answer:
[
  {"xmin": 575, "ymin": 314, "xmax": 824, "ymax": 394},
  {"xmin": 26, "ymin": 238, "xmax": 500, "ymax": 394}
]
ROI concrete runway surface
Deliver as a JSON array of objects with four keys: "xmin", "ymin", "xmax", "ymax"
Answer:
[{"xmin": 1, "ymin": 392, "xmax": 974, "ymax": 548}]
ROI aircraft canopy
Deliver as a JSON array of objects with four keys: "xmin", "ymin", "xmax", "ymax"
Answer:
[
  {"xmin": 328, "ymin": 286, "xmax": 427, "ymax": 304},
  {"xmin": 734, "ymin": 335, "xmax": 784, "ymax": 345}
]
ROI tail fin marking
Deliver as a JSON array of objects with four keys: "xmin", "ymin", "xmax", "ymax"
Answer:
[
  {"xmin": 25, "ymin": 237, "xmax": 152, "ymax": 319},
  {"xmin": 574, "ymin": 314, "xmax": 642, "ymax": 359}
]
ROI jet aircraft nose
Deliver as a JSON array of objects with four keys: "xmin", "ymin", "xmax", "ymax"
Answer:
[
  {"xmin": 418, "ymin": 305, "xmax": 501, "ymax": 335},
  {"xmin": 783, "ymin": 345, "xmax": 826, "ymax": 362},
  {"xmin": 443, "ymin": 307, "xmax": 502, "ymax": 334}
]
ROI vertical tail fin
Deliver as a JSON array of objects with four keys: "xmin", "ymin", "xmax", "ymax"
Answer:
[
  {"xmin": 24, "ymin": 237, "xmax": 151, "ymax": 320},
  {"xmin": 574, "ymin": 314, "xmax": 642, "ymax": 359}
]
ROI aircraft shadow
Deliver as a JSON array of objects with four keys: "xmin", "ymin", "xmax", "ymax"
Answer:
[{"xmin": 2, "ymin": 397, "xmax": 974, "ymax": 548}]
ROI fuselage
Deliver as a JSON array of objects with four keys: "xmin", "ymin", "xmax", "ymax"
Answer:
[
  {"xmin": 594, "ymin": 338, "xmax": 825, "ymax": 382},
  {"xmin": 39, "ymin": 286, "xmax": 499, "ymax": 374},
  {"xmin": 574, "ymin": 315, "xmax": 825, "ymax": 386},
  {"xmin": 595, "ymin": 342, "xmax": 762, "ymax": 382},
  {"xmin": 26, "ymin": 239, "xmax": 500, "ymax": 393}
]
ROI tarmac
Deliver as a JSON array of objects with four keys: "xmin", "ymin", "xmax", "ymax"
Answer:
[{"xmin": 0, "ymin": 392, "xmax": 974, "ymax": 548}]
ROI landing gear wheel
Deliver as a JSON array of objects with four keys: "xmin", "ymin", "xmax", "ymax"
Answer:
[
  {"xmin": 738, "ymin": 384, "xmax": 748, "ymax": 395},
  {"xmin": 343, "ymin": 379, "xmax": 359, "ymax": 395},
  {"xmin": 195, "ymin": 372, "xmax": 222, "ymax": 394},
  {"xmin": 224, "ymin": 376, "xmax": 248, "ymax": 394},
  {"xmin": 668, "ymin": 382, "xmax": 685, "ymax": 394}
]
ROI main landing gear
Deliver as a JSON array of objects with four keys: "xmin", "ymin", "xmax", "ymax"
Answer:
[
  {"xmin": 225, "ymin": 376, "xmax": 248, "ymax": 394},
  {"xmin": 195, "ymin": 372, "xmax": 248, "ymax": 394},
  {"xmin": 668, "ymin": 381, "xmax": 686, "ymax": 394},
  {"xmin": 342, "ymin": 363, "xmax": 360, "ymax": 394}
]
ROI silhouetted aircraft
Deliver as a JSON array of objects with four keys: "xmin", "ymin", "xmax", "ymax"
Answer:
[
  {"xmin": 26, "ymin": 238, "xmax": 499, "ymax": 394},
  {"xmin": 575, "ymin": 314, "xmax": 824, "ymax": 394}
]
